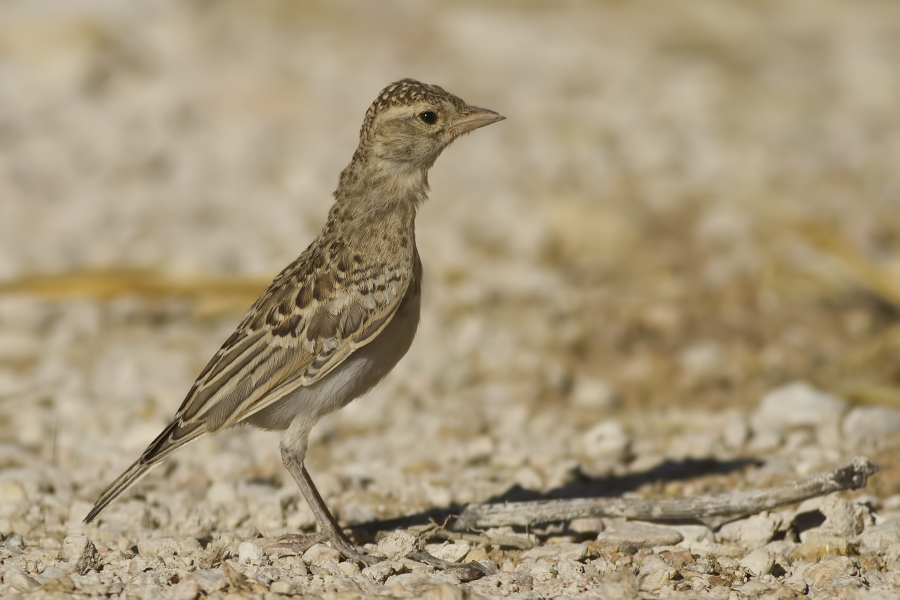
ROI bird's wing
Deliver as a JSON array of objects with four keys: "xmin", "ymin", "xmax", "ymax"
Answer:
[{"xmin": 173, "ymin": 252, "xmax": 414, "ymax": 436}]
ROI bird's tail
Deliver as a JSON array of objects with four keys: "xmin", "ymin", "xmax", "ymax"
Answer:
[{"xmin": 84, "ymin": 419, "xmax": 205, "ymax": 524}]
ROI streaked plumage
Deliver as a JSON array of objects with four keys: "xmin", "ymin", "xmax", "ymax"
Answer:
[{"xmin": 85, "ymin": 79, "xmax": 504, "ymax": 563}]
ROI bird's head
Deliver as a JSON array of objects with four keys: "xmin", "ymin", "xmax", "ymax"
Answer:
[{"xmin": 357, "ymin": 79, "xmax": 505, "ymax": 172}]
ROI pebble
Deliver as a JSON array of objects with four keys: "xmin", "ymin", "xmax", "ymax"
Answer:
[
  {"xmin": 556, "ymin": 559, "xmax": 585, "ymax": 578},
  {"xmin": 670, "ymin": 524, "xmax": 715, "ymax": 552},
  {"xmin": 302, "ymin": 543, "xmax": 342, "ymax": 568},
  {"xmin": 169, "ymin": 580, "xmax": 201, "ymax": 600},
  {"xmin": 137, "ymin": 537, "xmax": 180, "ymax": 557},
  {"xmin": 425, "ymin": 542, "xmax": 471, "ymax": 562},
  {"xmin": 796, "ymin": 496, "xmax": 868, "ymax": 540},
  {"xmin": 361, "ymin": 560, "xmax": 395, "ymax": 583},
  {"xmin": 270, "ymin": 580, "xmax": 299, "ymax": 594},
  {"xmin": 387, "ymin": 571, "xmax": 452, "ymax": 594},
  {"xmin": 0, "ymin": 479, "xmax": 27, "ymax": 504},
  {"xmin": 238, "ymin": 540, "xmax": 266, "ymax": 565},
  {"xmin": 751, "ymin": 382, "xmax": 847, "ymax": 432},
  {"xmin": 179, "ymin": 537, "xmax": 203, "ymax": 555},
  {"xmin": 570, "ymin": 377, "xmax": 617, "ymax": 410},
  {"xmin": 4, "ymin": 533, "xmax": 25, "ymax": 552},
  {"xmin": 62, "ymin": 534, "xmax": 101, "ymax": 574},
  {"xmin": 637, "ymin": 553, "xmax": 676, "ymax": 581},
  {"xmin": 791, "ymin": 536, "xmax": 851, "ymax": 562},
  {"xmin": 520, "ymin": 542, "xmax": 588, "ymax": 562},
  {"xmin": 376, "ymin": 530, "xmax": 418, "ymax": 561},
  {"xmin": 5, "ymin": 566, "xmax": 41, "ymax": 592},
  {"xmin": 580, "ymin": 420, "xmax": 630, "ymax": 460},
  {"xmin": 717, "ymin": 513, "xmax": 782, "ymax": 548},
  {"xmin": 843, "ymin": 406, "xmax": 900, "ymax": 444},
  {"xmin": 740, "ymin": 548, "xmax": 774, "ymax": 576},
  {"xmin": 484, "ymin": 526, "xmax": 537, "ymax": 549},
  {"xmin": 805, "ymin": 556, "xmax": 862, "ymax": 593},
  {"xmin": 186, "ymin": 569, "xmax": 228, "ymax": 593},
  {"xmin": 528, "ymin": 561, "xmax": 558, "ymax": 582},
  {"xmin": 596, "ymin": 520, "xmax": 684, "ymax": 550},
  {"xmin": 855, "ymin": 517, "xmax": 900, "ymax": 553},
  {"xmin": 718, "ymin": 409, "xmax": 750, "ymax": 450},
  {"xmin": 569, "ymin": 518, "xmax": 605, "ymax": 533}
]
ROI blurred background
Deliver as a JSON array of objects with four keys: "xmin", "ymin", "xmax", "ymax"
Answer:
[{"xmin": 1, "ymin": 0, "xmax": 899, "ymax": 534}]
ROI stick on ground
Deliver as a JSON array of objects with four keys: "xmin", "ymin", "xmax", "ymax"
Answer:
[{"xmin": 458, "ymin": 456, "xmax": 879, "ymax": 528}]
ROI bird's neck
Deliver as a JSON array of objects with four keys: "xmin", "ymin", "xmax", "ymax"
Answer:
[
  {"xmin": 334, "ymin": 155, "xmax": 430, "ymax": 212},
  {"xmin": 325, "ymin": 157, "xmax": 426, "ymax": 255}
]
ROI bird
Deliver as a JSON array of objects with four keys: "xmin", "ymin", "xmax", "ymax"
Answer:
[{"xmin": 84, "ymin": 79, "xmax": 505, "ymax": 564}]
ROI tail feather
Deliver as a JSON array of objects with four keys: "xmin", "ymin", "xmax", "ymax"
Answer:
[{"xmin": 84, "ymin": 420, "xmax": 205, "ymax": 524}]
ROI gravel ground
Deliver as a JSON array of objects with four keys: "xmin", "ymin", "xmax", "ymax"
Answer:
[{"xmin": 3, "ymin": 1, "xmax": 900, "ymax": 598}]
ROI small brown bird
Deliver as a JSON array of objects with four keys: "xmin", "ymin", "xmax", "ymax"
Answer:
[{"xmin": 85, "ymin": 79, "xmax": 504, "ymax": 563}]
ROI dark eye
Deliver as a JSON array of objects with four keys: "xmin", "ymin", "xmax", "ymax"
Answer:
[{"xmin": 417, "ymin": 111, "xmax": 438, "ymax": 125}]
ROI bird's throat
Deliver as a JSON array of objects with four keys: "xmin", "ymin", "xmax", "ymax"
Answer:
[{"xmin": 334, "ymin": 158, "xmax": 430, "ymax": 212}]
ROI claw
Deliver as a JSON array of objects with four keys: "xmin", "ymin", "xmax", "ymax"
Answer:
[
  {"xmin": 407, "ymin": 550, "xmax": 495, "ymax": 581},
  {"xmin": 267, "ymin": 533, "xmax": 324, "ymax": 554}
]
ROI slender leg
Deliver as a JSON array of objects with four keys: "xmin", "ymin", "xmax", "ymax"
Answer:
[
  {"xmin": 280, "ymin": 454, "xmax": 490, "ymax": 578},
  {"xmin": 283, "ymin": 458, "xmax": 382, "ymax": 565}
]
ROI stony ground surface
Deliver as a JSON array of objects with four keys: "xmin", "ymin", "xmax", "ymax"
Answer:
[{"xmin": 2, "ymin": 0, "xmax": 900, "ymax": 598}]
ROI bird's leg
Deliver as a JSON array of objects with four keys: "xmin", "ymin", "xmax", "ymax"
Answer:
[{"xmin": 282, "ymin": 456, "xmax": 382, "ymax": 566}]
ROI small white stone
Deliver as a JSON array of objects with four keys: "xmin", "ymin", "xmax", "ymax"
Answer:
[
  {"xmin": 856, "ymin": 518, "xmax": 900, "ymax": 553},
  {"xmin": 805, "ymin": 555, "xmax": 859, "ymax": 592},
  {"xmin": 169, "ymin": 580, "xmax": 201, "ymax": 600},
  {"xmin": 670, "ymin": 524, "xmax": 714, "ymax": 549},
  {"xmin": 569, "ymin": 518, "xmax": 605, "ymax": 534},
  {"xmin": 375, "ymin": 530, "xmax": 418, "ymax": 561},
  {"xmin": 302, "ymin": 543, "xmax": 341, "ymax": 567},
  {"xmin": 4, "ymin": 534, "xmax": 24, "ymax": 552},
  {"xmin": 796, "ymin": 496, "xmax": 868, "ymax": 540},
  {"xmin": 465, "ymin": 435, "xmax": 494, "ymax": 462},
  {"xmin": 557, "ymin": 559, "xmax": 584, "ymax": 577},
  {"xmin": 5, "ymin": 566, "xmax": 40, "ymax": 592},
  {"xmin": 178, "ymin": 537, "xmax": 203, "ymax": 555},
  {"xmin": 238, "ymin": 540, "xmax": 266, "ymax": 565},
  {"xmin": 571, "ymin": 377, "xmax": 617, "ymax": 410},
  {"xmin": 740, "ymin": 548, "xmax": 774, "ymax": 577},
  {"xmin": 521, "ymin": 542, "xmax": 588, "ymax": 562},
  {"xmin": 529, "ymin": 561, "xmax": 558, "ymax": 582},
  {"xmin": 597, "ymin": 520, "xmax": 683, "ymax": 549},
  {"xmin": 843, "ymin": 407, "xmax": 900, "ymax": 444},
  {"xmin": 361, "ymin": 560, "xmax": 395, "ymax": 582},
  {"xmin": 0, "ymin": 479, "xmax": 27, "ymax": 503},
  {"xmin": 581, "ymin": 420, "xmax": 630, "ymax": 460},
  {"xmin": 137, "ymin": 537, "xmax": 179, "ymax": 557},
  {"xmin": 718, "ymin": 409, "xmax": 750, "ymax": 450},
  {"xmin": 678, "ymin": 342, "xmax": 722, "ymax": 377},
  {"xmin": 425, "ymin": 542, "xmax": 470, "ymax": 563},
  {"xmin": 638, "ymin": 553, "xmax": 675, "ymax": 582},
  {"xmin": 270, "ymin": 580, "xmax": 296, "ymax": 594},
  {"xmin": 187, "ymin": 568, "xmax": 228, "ymax": 593},
  {"xmin": 62, "ymin": 534, "xmax": 101, "ymax": 574},
  {"xmin": 717, "ymin": 513, "xmax": 782, "ymax": 548},
  {"xmin": 752, "ymin": 382, "xmax": 846, "ymax": 433}
]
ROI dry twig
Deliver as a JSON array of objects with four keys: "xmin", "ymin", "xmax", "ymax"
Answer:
[{"xmin": 459, "ymin": 457, "xmax": 879, "ymax": 528}]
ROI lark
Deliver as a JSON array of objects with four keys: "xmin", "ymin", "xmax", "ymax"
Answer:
[{"xmin": 84, "ymin": 79, "xmax": 504, "ymax": 563}]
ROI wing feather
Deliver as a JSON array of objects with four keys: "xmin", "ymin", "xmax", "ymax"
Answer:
[{"xmin": 171, "ymin": 257, "xmax": 413, "ymax": 434}]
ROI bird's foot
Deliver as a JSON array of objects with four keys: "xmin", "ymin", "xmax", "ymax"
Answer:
[
  {"xmin": 270, "ymin": 531, "xmax": 383, "ymax": 567},
  {"xmin": 323, "ymin": 529, "xmax": 384, "ymax": 567},
  {"xmin": 407, "ymin": 551, "xmax": 496, "ymax": 581},
  {"xmin": 269, "ymin": 533, "xmax": 325, "ymax": 555}
]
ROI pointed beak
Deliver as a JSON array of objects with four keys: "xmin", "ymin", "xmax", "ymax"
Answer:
[{"xmin": 450, "ymin": 106, "xmax": 505, "ymax": 136}]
